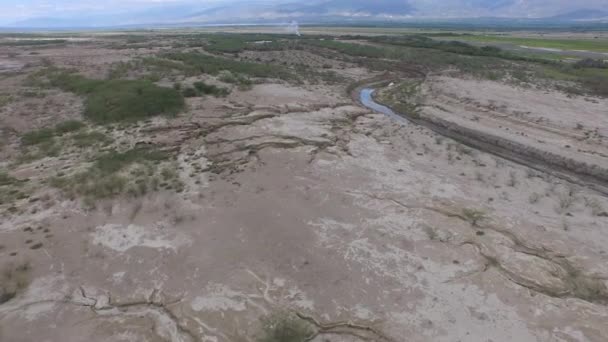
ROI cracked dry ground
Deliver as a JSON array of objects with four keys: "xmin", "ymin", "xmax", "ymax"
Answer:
[{"xmin": 2, "ymin": 82, "xmax": 608, "ymax": 342}]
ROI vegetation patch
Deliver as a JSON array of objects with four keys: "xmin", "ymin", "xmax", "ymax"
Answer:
[
  {"xmin": 0, "ymin": 94, "xmax": 12, "ymax": 109},
  {"xmin": 316, "ymin": 35, "xmax": 607, "ymax": 97},
  {"xmin": 377, "ymin": 80, "xmax": 423, "ymax": 118},
  {"xmin": 21, "ymin": 120, "xmax": 86, "ymax": 145},
  {"xmin": 370, "ymin": 35, "xmax": 550, "ymax": 63},
  {"xmin": 165, "ymin": 52, "xmax": 293, "ymax": 80},
  {"xmin": 109, "ymin": 58, "xmax": 197, "ymax": 79},
  {"xmin": 196, "ymin": 81, "xmax": 229, "ymax": 96},
  {"xmin": 462, "ymin": 208, "xmax": 487, "ymax": 227},
  {"xmin": 0, "ymin": 39, "xmax": 66, "ymax": 47},
  {"xmin": 187, "ymin": 33, "xmax": 293, "ymax": 53},
  {"xmin": 218, "ymin": 70, "xmax": 253, "ymax": 89},
  {"xmin": 50, "ymin": 147, "xmax": 182, "ymax": 203},
  {"xmin": 72, "ymin": 131, "xmax": 110, "ymax": 148},
  {"xmin": 83, "ymin": 80, "xmax": 184, "ymax": 123},
  {"xmin": 94, "ymin": 148, "xmax": 168, "ymax": 174},
  {"xmin": 256, "ymin": 311, "xmax": 314, "ymax": 342},
  {"xmin": 22, "ymin": 128, "xmax": 55, "ymax": 146},
  {"xmin": 54, "ymin": 120, "xmax": 86, "ymax": 135},
  {"xmin": 18, "ymin": 122, "xmax": 110, "ymax": 163},
  {"xmin": 0, "ymin": 262, "xmax": 31, "ymax": 304},
  {"xmin": 37, "ymin": 70, "xmax": 185, "ymax": 123},
  {"xmin": 0, "ymin": 171, "xmax": 29, "ymax": 206},
  {"xmin": 453, "ymin": 35, "xmax": 608, "ymax": 53},
  {"xmin": 305, "ymin": 39, "xmax": 392, "ymax": 59}
]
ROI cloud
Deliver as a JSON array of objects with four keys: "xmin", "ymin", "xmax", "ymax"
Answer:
[
  {"xmin": 0, "ymin": 0, "xmax": 230, "ymax": 24},
  {"xmin": 2, "ymin": 0, "xmax": 607, "ymax": 26}
]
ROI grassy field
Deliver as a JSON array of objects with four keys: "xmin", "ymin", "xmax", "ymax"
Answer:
[
  {"xmin": 453, "ymin": 35, "xmax": 608, "ymax": 52},
  {"xmin": 34, "ymin": 70, "xmax": 185, "ymax": 123}
]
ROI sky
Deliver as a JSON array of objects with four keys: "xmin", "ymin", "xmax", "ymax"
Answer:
[
  {"xmin": 0, "ymin": 0, "xmax": 220, "ymax": 23},
  {"xmin": 1, "ymin": 0, "xmax": 607, "ymax": 26}
]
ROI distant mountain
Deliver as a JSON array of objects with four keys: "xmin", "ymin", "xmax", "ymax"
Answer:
[
  {"xmin": 5, "ymin": 0, "xmax": 608, "ymax": 29},
  {"xmin": 466, "ymin": 0, "xmax": 516, "ymax": 11},
  {"xmin": 277, "ymin": 0, "xmax": 415, "ymax": 16},
  {"xmin": 549, "ymin": 9, "xmax": 608, "ymax": 21}
]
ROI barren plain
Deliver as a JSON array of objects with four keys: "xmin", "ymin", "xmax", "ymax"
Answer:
[{"xmin": 0, "ymin": 31, "xmax": 607, "ymax": 342}]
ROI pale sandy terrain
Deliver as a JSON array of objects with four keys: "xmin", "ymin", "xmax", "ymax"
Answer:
[
  {"xmin": 422, "ymin": 76, "xmax": 608, "ymax": 167},
  {"xmin": 1, "ymin": 36, "xmax": 608, "ymax": 342}
]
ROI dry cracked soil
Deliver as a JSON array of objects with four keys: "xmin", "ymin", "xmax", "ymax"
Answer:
[{"xmin": 0, "ymin": 33, "xmax": 608, "ymax": 342}]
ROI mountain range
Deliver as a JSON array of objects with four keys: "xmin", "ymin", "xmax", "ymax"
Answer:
[{"xmin": 5, "ymin": 0, "xmax": 608, "ymax": 28}]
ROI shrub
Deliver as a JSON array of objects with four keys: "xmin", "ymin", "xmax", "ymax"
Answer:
[
  {"xmin": 22, "ymin": 120, "xmax": 86, "ymax": 146},
  {"xmin": 529, "ymin": 193, "xmax": 542, "ymax": 204},
  {"xmin": 0, "ymin": 39, "xmax": 66, "ymax": 47},
  {"xmin": 582, "ymin": 75, "xmax": 608, "ymax": 97},
  {"xmin": 51, "ymin": 147, "xmax": 170, "ymax": 200},
  {"xmin": 94, "ymin": 148, "xmax": 168, "ymax": 174},
  {"xmin": 84, "ymin": 79, "xmax": 185, "ymax": 123},
  {"xmin": 0, "ymin": 94, "xmax": 12, "ymax": 109},
  {"xmin": 165, "ymin": 52, "xmax": 293, "ymax": 80},
  {"xmin": 0, "ymin": 262, "xmax": 30, "ymax": 304},
  {"xmin": 72, "ymin": 131, "xmax": 110, "ymax": 148},
  {"xmin": 218, "ymin": 70, "xmax": 254, "ymax": 90},
  {"xmin": 574, "ymin": 58, "xmax": 608, "ymax": 69},
  {"xmin": 557, "ymin": 191, "xmax": 575, "ymax": 212},
  {"xmin": 193, "ymin": 81, "xmax": 230, "ymax": 97},
  {"xmin": 182, "ymin": 87, "xmax": 198, "ymax": 98},
  {"xmin": 462, "ymin": 208, "xmax": 486, "ymax": 226},
  {"xmin": 218, "ymin": 70, "xmax": 238, "ymax": 83},
  {"xmin": 0, "ymin": 172, "xmax": 20, "ymax": 187},
  {"xmin": 55, "ymin": 120, "xmax": 85, "ymax": 135},
  {"xmin": 21, "ymin": 128, "xmax": 55, "ymax": 146},
  {"xmin": 256, "ymin": 311, "xmax": 313, "ymax": 342},
  {"xmin": 45, "ymin": 71, "xmax": 185, "ymax": 123}
]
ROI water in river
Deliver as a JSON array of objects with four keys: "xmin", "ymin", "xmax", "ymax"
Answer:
[{"xmin": 359, "ymin": 88, "xmax": 408, "ymax": 124}]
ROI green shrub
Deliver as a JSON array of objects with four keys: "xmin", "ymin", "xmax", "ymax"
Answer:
[
  {"xmin": 462, "ymin": 208, "xmax": 487, "ymax": 226},
  {"xmin": 48, "ymin": 72, "xmax": 102, "ymax": 94},
  {"xmin": 0, "ymin": 262, "xmax": 31, "ymax": 304},
  {"xmin": 206, "ymin": 36, "xmax": 248, "ymax": 53},
  {"xmin": 182, "ymin": 87, "xmax": 198, "ymax": 97},
  {"xmin": 0, "ymin": 172, "xmax": 20, "ymax": 186},
  {"xmin": 165, "ymin": 52, "xmax": 293, "ymax": 80},
  {"xmin": 72, "ymin": 131, "xmax": 110, "ymax": 148},
  {"xmin": 309, "ymin": 39, "xmax": 391, "ymax": 58},
  {"xmin": 0, "ymin": 94, "xmax": 12, "ymax": 109},
  {"xmin": 583, "ymin": 74, "xmax": 608, "ymax": 97},
  {"xmin": 44, "ymin": 71, "xmax": 185, "ymax": 123},
  {"xmin": 54, "ymin": 120, "xmax": 85, "ymax": 135},
  {"xmin": 574, "ymin": 58, "xmax": 608, "ymax": 69},
  {"xmin": 94, "ymin": 148, "xmax": 169, "ymax": 174},
  {"xmin": 256, "ymin": 311, "xmax": 313, "ymax": 342},
  {"xmin": 21, "ymin": 128, "xmax": 55, "ymax": 146},
  {"xmin": 22, "ymin": 120, "xmax": 86, "ymax": 146},
  {"xmin": 219, "ymin": 70, "xmax": 253, "ymax": 88},
  {"xmin": 84, "ymin": 79, "xmax": 184, "ymax": 123},
  {"xmin": 51, "ymin": 147, "xmax": 170, "ymax": 200},
  {"xmin": 218, "ymin": 70, "xmax": 238, "ymax": 83},
  {"xmin": 0, "ymin": 39, "xmax": 66, "ymax": 47},
  {"xmin": 53, "ymin": 172, "xmax": 127, "ymax": 199},
  {"xmin": 193, "ymin": 81, "xmax": 230, "ymax": 97}
]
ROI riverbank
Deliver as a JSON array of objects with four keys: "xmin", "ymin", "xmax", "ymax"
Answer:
[{"xmin": 362, "ymin": 76, "xmax": 608, "ymax": 195}]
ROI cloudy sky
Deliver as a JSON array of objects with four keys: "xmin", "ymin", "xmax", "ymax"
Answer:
[
  {"xmin": 0, "ymin": 0, "xmax": 219, "ymax": 23},
  {"xmin": 1, "ymin": 0, "xmax": 607, "ymax": 26}
]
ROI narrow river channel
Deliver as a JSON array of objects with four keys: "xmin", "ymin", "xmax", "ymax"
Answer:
[{"xmin": 359, "ymin": 88, "xmax": 408, "ymax": 124}]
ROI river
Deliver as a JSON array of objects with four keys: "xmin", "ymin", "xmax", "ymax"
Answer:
[{"xmin": 359, "ymin": 88, "xmax": 408, "ymax": 124}]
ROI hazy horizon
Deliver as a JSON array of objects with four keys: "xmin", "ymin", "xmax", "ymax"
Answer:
[{"xmin": 2, "ymin": 0, "xmax": 608, "ymax": 27}]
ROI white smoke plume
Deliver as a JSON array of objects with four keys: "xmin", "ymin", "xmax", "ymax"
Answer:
[{"xmin": 287, "ymin": 20, "xmax": 301, "ymax": 36}]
